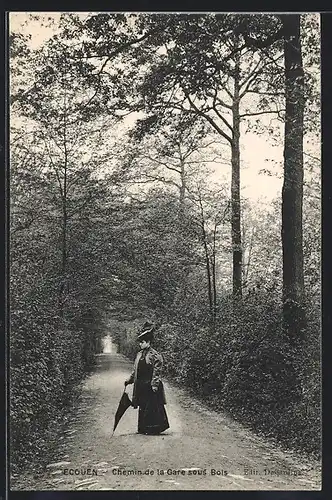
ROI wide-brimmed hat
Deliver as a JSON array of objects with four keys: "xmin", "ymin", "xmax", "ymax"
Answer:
[{"xmin": 137, "ymin": 321, "xmax": 155, "ymax": 341}]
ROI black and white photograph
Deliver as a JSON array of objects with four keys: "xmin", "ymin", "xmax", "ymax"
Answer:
[{"xmin": 9, "ymin": 11, "xmax": 321, "ymax": 491}]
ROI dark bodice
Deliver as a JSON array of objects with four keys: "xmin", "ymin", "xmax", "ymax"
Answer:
[{"xmin": 137, "ymin": 352, "xmax": 153, "ymax": 382}]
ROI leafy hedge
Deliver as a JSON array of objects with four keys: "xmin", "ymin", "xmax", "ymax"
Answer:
[
  {"xmin": 10, "ymin": 296, "xmax": 104, "ymax": 473},
  {"xmin": 117, "ymin": 288, "xmax": 321, "ymax": 457}
]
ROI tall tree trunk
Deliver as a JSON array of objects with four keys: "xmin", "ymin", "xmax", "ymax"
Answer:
[
  {"xmin": 204, "ymin": 239, "xmax": 214, "ymax": 324},
  {"xmin": 199, "ymin": 194, "xmax": 214, "ymax": 323},
  {"xmin": 281, "ymin": 14, "xmax": 306, "ymax": 343},
  {"xmin": 244, "ymin": 227, "xmax": 255, "ymax": 286},
  {"xmin": 231, "ymin": 53, "xmax": 242, "ymax": 300},
  {"xmin": 179, "ymin": 157, "xmax": 186, "ymax": 206},
  {"xmin": 59, "ymin": 66, "xmax": 69, "ymax": 318},
  {"xmin": 212, "ymin": 222, "xmax": 218, "ymax": 323},
  {"xmin": 60, "ymin": 156, "xmax": 67, "ymax": 317}
]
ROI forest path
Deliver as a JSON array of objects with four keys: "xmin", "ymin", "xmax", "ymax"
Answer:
[{"xmin": 12, "ymin": 348, "xmax": 321, "ymax": 491}]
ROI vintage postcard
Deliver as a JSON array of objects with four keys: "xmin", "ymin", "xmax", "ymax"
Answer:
[{"xmin": 8, "ymin": 11, "xmax": 321, "ymax": 491}]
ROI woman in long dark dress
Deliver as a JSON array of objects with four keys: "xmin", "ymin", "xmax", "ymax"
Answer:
[{"xmin": 125, "ymin": 322, "xmax": 169, "ymax": 435}]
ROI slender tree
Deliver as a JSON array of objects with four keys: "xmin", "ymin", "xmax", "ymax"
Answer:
[{"xmin": 127, "ymin": 16, "xmax": 285, "ymax": 299}]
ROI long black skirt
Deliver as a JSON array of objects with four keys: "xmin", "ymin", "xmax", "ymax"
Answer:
[{"xmin": 137, "ymin": 382, "xmax": 169, "ymax": 435}]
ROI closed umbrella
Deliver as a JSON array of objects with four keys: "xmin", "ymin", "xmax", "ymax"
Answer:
[{"xmin": 112, "ymin": 389, "xmax": 133, "ymax": 436}]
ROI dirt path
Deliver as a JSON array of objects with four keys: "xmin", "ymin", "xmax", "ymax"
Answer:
[{"xmin": 11, "ymin": 349, "xmax": 321, "ymax": 491}]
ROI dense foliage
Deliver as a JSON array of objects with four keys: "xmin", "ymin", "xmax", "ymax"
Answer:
[
  {"xmin": 10, "ymin": 12, "xmax": 321, "ymax": 473},
  {"xmin": 115, "ymin": 273, "xmax": 320, "ymax": 456}
]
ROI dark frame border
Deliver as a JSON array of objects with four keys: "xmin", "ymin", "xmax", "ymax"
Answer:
[{"xmin": 2, "ymin": 6, "xmax": 331, "ymax": 500}]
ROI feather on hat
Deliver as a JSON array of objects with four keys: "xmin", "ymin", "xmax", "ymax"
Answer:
[{"xmin": 137, "ymin": 321, "xmax": 155, "ymax": 341}]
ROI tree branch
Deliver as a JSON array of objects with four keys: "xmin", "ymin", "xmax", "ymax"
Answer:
[
  {"xmin": 206, "ymin": 90, "xmax": 232, "ymax": 110},
  {"xmin": 245, "ymin": 90, "xmax": 284, "ymax": 97},
  {"xmin": 212, "ymin": 104, "xmax": 233, "ymax": 133},
  {"xmin": 240, "ymin": 109, "xmax": 285, "ymax": 118},
  {"xmin": 187, "ymin": 157, "xmax": 230, "ymax": 165},
  {"xmin": 143, "ymin": 155, "xmax": 182, "ymax": 174},
  {"xmin": 239, "ymin": 60, "xmax": 281, "ymax": 99},
  {"xmin": 184, "ymin": 92, "xmax": 233, "ymax": 145},
  {"xmin": 135, "ymin": 173, "xmax": 181, "ymax": 189},
  {"xmin": 239, "ymin": 57, "xmax": 262, "ymax": 90}
]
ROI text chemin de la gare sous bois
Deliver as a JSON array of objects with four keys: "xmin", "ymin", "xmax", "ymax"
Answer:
[{"xmin": 62, "ymin": 467, "xmax": 307, "ymax": 477}]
